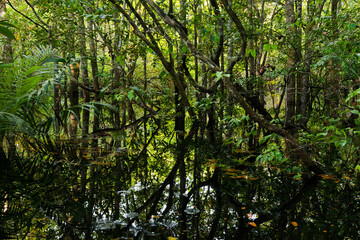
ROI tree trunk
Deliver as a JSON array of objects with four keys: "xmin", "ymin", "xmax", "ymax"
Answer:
[
  {"xmin": 0, "ymin": 0, "xmax": 15, "ymax": 166},
  {"xmin": 69, "ymin": 62, "xmax": 80, "ymax": 139},
  {"xmin": 177, "ymin": 0, "xmax": 188, "ymax": 238},
  {"xmin": 83, "ymin": 16, "xmax": 101, "ymax": 240},
  {"xmin": 87, "ymin": 19, "xmax": 100, "ymax": 133},
  {"xmin": 285, "ymin": 0, "xmax": 296, "ymax": 128},
  {"xmin": 325, "ymin": 0, "xmax": 340, "ymax": 117}
]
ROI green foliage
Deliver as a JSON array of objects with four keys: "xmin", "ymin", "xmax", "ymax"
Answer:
[
  {"xmin": 3, "ymin": 0, "xmax": 360, "ymax": 239},
  {"xmin": 0, "ymin": 46, "xmax": 60, "ymax": 134},
  {"xmin": 256, "ymin": 144, "xmax": 286, "ymax": 165},
  {"xmin": 0, "ymin": 20, "xmax": 16, "ymax": 40}
]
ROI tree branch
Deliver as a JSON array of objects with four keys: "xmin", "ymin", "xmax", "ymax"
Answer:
[
  {"xmin": 7, "ymin": 0, "xmax": 48, "ymax": 32},
  {"xmin": 112, "ymin": 0, "xmax": 324, "ymax": 174},
  {"xmin": 24, "ymin": 0, "xmax": 49, "ymax": 29},
  {"xmin": 220, "ymin": 0, "xmax": 247, "ymax": 73}
]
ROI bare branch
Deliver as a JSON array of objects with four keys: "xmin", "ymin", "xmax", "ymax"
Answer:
[
  {"xmin": 24, "ymin": 0, "xmax": 49, "ymax": 28},
  {"xmin": 7, "ymin": 0, "xmax": 48, "ymax": 32}
]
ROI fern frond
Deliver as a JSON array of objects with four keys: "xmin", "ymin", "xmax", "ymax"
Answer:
[{"xmin": 0, "ymin": 45, "xmax": 60, "ymax": 112}]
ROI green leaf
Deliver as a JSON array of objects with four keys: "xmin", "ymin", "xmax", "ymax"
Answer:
[
  {"xmin": 259, "ymin": 134, "xmax": 274, "ymax": 145},
  {"xmin": 181, "ymin": 45, "xmax": 188, "ymax": 54},
  {"xmin": 223, "ymin": 74, "xmax": 230, "ymax": 78},
  {"xmin": 0, "ymin": 63, "xmax": 13, "ymax": 69},
  {"xmin": 91, "ymin": 101, "xmax": 118, "ymax": 112},
  {"xmin": 211, "ymin": 34, "xmax": 219, "ymax": 43},
  {"xmin": 0, "ymin": 26, "xmax": 16, "ymax": 40},
  {"xmin": 236, "ymin": 138, "xmax": 243, "ymax": 147},
  {"xmin": 23, "ymin": 66, "xmax": 41, "ymax": 77},
  {"xmin": 0, "ymin": 21, "xmax": 16, "ymax": 28},
  {"xmin": 335, "ymin": 139, "xmax": 347, "ymax": 148},
  {"xmin": 159, "ymin": 70, "xmax": 167, "ymax": 78},
  {"xmin": 350, "ymin": 109, "xmax": 359, "ymax": 115},
  {"xmin": 264, "ymin": 44, "xmax": 271, "ymax": 52},
  {"xmin": 213, "ymin": 71, "xmax": 231, "ymax": 83},
  {"xmin": 251, "ymin": 49, "xmax": 256, "ymax": 58},
  {"xmin": 98, "ymin": 84, "xmax": 111, "ymax": 98},
  {"xmin": 128, "ymin": 90, "xmax": 134, "ymax": 101},
  {"xmin": 116, "ymin": 55, "xmax": 125, "ymax": 67},
  {"xmin": 20, "ymin": 76, "xmax": 43, "ymax": 93},
  {"xmin": 345, "ymin": 88, "xmax": 360, "ymax": 103},
  {"xmin": 131, "ymin": 86, "xmax": 143, "ymax": 93},
  {"xmin": 246, "ymin": 49, "xmax": 256, "ymax": 58},
  {"xmin": 349, "ymin": 23, "xmax": 357, "ymax": 31},
  {"xmin": 215, "ymin": 72, "xmax": 222, "ymax": 82},
  {"xmin": 229, "ymin": 118, "xmax": 240, "ymax": 126},
  {"xmin": 264, "ymin": 44, "xmax": 277, "ymax": 52}
]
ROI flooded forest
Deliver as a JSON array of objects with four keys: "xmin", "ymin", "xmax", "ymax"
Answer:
[{"xmin": 1, "ymin": 0, "xmax": 360, "ymax": 239}]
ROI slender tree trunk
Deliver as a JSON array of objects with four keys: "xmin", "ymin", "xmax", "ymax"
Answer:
[
  {"xmin": 246, "ymin": 0, "xmax": 262, "ymax": 152},
  {"xmin": 78, "ymin": 15, "xmax": 90, "ymax": 195},
  {"xmin": 83, "ymin": 16, "xmax": 101, "ymax": 240},
  {"xmin": 77, "ymin": 20, "xmax": 90, "ymax": 239},
  {"xmin": 111, "ymin": 11, "xmax": 124, "ymax": 230},
  {"xmin": 88, "ymin": 20, "xmax": 100, "ymax": 133},
  {"xmin": 177, "ymin": 0, "xmax": 187, "ymax": 238},
  {"xmin": 325, "ymin": 0, "xmax": 340, "ymax": 117},
  {"xmin": 192, "ymin": 2, "xmax": 201, "ymax": 238},
  {"xmin": 285, "ymin": 0, "xmax": 296, "ymax": 128},
  {"xmin": 143, "ymin": 60, "xmax": 148, "ymax": 181},
  {"xmin": 226, "ymin": 2, "xmax": 235, "ymax": 143},
  {"xmin": 62, "ymin": 54, "xmax": 69, "ymax": 136},
  {"xmin": 69, "ymin": 62, "xmax": 80, "ymax": 139},
  {"xmin": 295, "ymin": 0, "xmax": 303, "ymax": 119},
  {"xmin": 0, "ymin": 0, "xmax": 15, "ymax": 166},
  {"xmin": 79, "ymin": 17, "xmax": 90, "ymax": 142},
  {"xmin": 176, "ymin": 84, "xmax": 187, "ymax": 240}
]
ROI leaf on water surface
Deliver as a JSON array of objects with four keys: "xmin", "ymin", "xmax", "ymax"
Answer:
[
  {"xmin": 231, "ymin": 175, "xmax": 248, "ymax": 179},
  {"xmin": 291, "ymin": 221, "xmax": 298, "ymax": 227},
  {"xmin": 318, "ymin": 174, "xmax": 336, "ymax": 180},
  {"xmin": 90, "ymin": 161, "xmax": 111, "ymax": 166},
  {"xmin": 248, "ymin": 222, "xmax": 257, "ymax": 227}
]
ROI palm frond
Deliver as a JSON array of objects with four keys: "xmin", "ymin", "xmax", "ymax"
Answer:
[
  {"xmin": 0, "ymin": 46, "xmax": 64, "ymax": 137},
  {"xmin": 0, "ymin": 46, "xmax": 61, "ymax": 111},
  {"xmin": 0, "ymin": 112, "xmax": 34, "ymax": 136}
]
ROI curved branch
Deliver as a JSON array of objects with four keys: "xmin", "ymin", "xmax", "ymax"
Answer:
[
  {"xmin": 111, "ymin": 0, "xmax": 324, "ymax": 174},
  {"xmin": 220, "ymin": 0, "xmax": 247, "ymax": 73},
  {"xmin": 24, "ymin": 0, "xmax": 49, "ymax": 29},
  {"xmin": 7, "ymin": 0, "xmax": 48, "ymax": 32},
  {"xmin": 110, "ymin": 0, "xmax": 195, "ymax": 119},
  {"xmin": 209, "ymin": 0, "xmax": 224, "ymax": 65}
]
